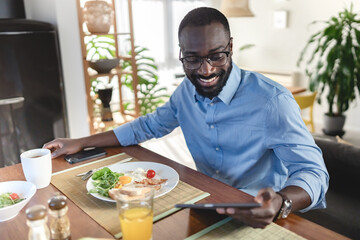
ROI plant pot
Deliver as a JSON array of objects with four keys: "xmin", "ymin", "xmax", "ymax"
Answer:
[
  {"xmin": 88, "ymin": 58, "xmax": 119, "ymax": 74},
  {"xmin": 83, "ymin": 0, "xmax": 113, "ymax": 33},
  {"xmin": 322, "ymin": 114, "xmax": 346, "ymax": 137},
  {"xmin": 98, "ymin": 87, "xmax": 113, "ymax": 121}
]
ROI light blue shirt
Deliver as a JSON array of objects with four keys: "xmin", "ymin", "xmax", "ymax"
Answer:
[{"xmin": 114, "ymin": 63, "xmax": 329, "ymax": 211}]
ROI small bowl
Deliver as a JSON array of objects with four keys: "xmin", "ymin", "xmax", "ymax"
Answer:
[
  {"xmin": 0, "ymin": 181, "xmax": 36, "ymax": 222},
  {"xmin": 88, "ymin": 58, "xmax": 120, "ymax": 74}
]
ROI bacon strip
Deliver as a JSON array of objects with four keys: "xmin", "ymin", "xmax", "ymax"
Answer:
[{"xmin": 135, "ymin": 178, "xmax": 167, "ymax": 185}]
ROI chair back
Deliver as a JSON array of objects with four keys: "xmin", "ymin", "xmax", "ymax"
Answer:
[
  {"xmin": 294, "ymin": 91, "xmax": 317, "ymax": 109},
  {"xmin": 293, "ymin": 91, "xmax": 317, "ymax": 132}
]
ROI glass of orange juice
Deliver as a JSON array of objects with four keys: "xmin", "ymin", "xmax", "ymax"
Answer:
[{"xmin": 115, "ymin": 187, "xmax": 154, "ymax": 240}]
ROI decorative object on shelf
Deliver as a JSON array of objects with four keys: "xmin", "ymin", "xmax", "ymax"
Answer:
[
  {"xmin": 297, "ymin": 4, "xmax": 360, "ymax": 135},
  {"xmin": 220, "ymin": 0, "xmax": 254, "ymax": 17},
  {"xmin": 88, "ymin": 58, "xmax": 120, "ymax": 74},
  {"xmin": 98, "ymin": 87, "xmax": 113, "ymax": 121},
  {"xmin": 121, "ymin": 45, "xmax": 169, "ymax": 116},
  {"xmin": 83, "ymin": 0, "xmax": 113, "ymax": 33}
]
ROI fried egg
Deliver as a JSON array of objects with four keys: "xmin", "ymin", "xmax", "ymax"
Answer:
[{"xmin": 116, "ymin": 168, "xmax": 147, "ymax": 188}]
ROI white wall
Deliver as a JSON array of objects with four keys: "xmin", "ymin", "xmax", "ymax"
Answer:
[
  {"xmin": 25, "ymin": 0, "xmax": 360, "ymax": 136},
  {"xmin": 228, "ymin": 0, "xmax": 360, "ymax": 133},
  {"xmin": 24, "ymin": 0, "xmax": 90, "ymax": 138}
]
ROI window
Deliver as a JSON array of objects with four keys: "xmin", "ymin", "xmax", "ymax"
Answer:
[{"xmin": 131, "ymin": 0, "xmax": 213, "ymax": 85}]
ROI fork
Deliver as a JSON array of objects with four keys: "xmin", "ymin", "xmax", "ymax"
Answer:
[{"xmin": 76, "ymin": 157, "xmax": 133, "ymax": 180}]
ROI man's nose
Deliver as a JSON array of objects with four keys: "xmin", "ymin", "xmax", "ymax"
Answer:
[{"xmin": 198, "ymin": 59, "xmax": 215, "ymax": 76}]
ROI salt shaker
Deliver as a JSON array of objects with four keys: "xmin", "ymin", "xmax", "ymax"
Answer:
[
  {"xmin": 48, "ymin": 193, "xmax": 71, "ymax": 240},
  {"xmin": 26, "ymin": 205, "xmax": 50, "ymax": 240}
]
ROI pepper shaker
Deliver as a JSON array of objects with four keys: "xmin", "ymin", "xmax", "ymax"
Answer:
[{"xmin": 48, "ymin": 193, "xmax": 71, "ymax": 240}]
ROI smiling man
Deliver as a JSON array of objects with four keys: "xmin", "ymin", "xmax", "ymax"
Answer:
[
  {"xmin": 44, "ymin": 7, "xmax": 329, "ymax": 228},
  {"xmin": 179, "ymin": 19, "xmax": 233, "ymax": 99}
]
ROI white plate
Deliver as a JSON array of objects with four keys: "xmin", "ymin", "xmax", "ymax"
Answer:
[{"xmin": 86, "ymin": 161, "xmax": 179, "ymax": 202}]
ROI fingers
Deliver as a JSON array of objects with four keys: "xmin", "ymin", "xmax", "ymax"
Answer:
[
  {"xmin": 216, "ymin": 208, "xmax": 226, "ymax": 214},
  {"xmin": 43, "ymin": 139, "xmax": 63, "ymax": 150},
  {"xmin": 217, "ymin": 207, "xmax": 273, "ymax": 229},
  {"xmin": 43, "ymin": 139, "xmax": 71, "ymax": 159},
  {"xmin": 51, "ymin": 147, "xmax": 67, "ymax": 159},
  {"xmin": 255, "ymin": 188, "xmax": 276, "ymax": 203},
  {"xmin": 216, "ymin": 188, "xmax": 281, "ymax": 228}
]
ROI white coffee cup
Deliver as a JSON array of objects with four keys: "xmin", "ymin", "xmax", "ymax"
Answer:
[{"xmin": 20, "ymin": 148, "xmax": 52, "ymax": 189}]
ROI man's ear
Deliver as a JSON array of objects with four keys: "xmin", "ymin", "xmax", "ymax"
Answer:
[{"xmin": 230, "ymin": 37, "xmax": 233, "ymax": 56}]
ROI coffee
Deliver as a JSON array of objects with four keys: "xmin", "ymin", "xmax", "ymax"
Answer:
[{"xmin": 30, "ymin": 154, "xmax": 46, "ymax": 158}]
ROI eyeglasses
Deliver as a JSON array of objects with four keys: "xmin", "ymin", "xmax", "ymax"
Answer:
[{"xmin": 179, "ymin": 38, "xmax": 232, "ymax": 70}]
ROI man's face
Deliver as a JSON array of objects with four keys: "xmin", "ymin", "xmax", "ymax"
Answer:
[{"xmin": 179, "ymin": 22, "xmax": 233, "ymax": 99}]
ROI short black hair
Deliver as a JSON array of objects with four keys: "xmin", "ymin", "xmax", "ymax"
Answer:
[{"xmin": 178, "ymin": 7, "xmax": 231, "ymax": 41}]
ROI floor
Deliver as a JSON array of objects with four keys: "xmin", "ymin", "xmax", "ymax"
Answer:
[{"xmin": 140, "ymin": 124, "xmax": 360, "ymax": 170}]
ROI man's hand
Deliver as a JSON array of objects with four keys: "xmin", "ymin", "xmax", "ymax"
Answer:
[
  {"xmin": 43, "ymin": 138, "xmax": 84, "ymax": 159},
  {"xmin": 43, "ymin": 130, "xmax": 120, "ymax": 159},
  {"xmin": 216, "ymin": 188, "xmax": 283, "ymax": 228}
]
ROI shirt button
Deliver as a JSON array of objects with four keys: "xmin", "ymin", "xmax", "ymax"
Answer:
[
  {"xmin": 216, "ymin": 170, "xmax": 220, "ymax": 174},
  {"xmin": 215, "ymin": 147, "xmax": 219, "ymax": 151},
  {"xmin": 210, "ymin": 103, "xmax": 214, "ymax": 106},
  {"xmin": 210, "ymin": 125, "xmax": 214, "ymax": 128}
]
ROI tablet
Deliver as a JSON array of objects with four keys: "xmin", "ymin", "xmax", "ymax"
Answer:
[{"xmin": 175, "ymin": 202, "xmax": 262, "ymax": 210}]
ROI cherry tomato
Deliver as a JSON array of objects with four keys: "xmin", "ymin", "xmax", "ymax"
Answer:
[
  {"xmin": 9, "ymin": 193, "xmax": 20, "ymax": 200},
  {"xmin": 146, "ymin": 169, "xmax": 156, "ymax": 179}
]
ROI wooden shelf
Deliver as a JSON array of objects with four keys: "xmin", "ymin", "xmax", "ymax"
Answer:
[
  {"xmin": 82, "ymin": 32, "xmax": 131, "ymax": 36},
  {"xmin": 77, "ymin": 0, "xmax": 140, "ymax": 134},
  {"xmin": 87, "ymin": 68, "xmax": 133, "ymax": 78}
]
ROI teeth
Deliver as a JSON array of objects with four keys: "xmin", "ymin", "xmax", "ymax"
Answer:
[{"xmin": 199, "ymin": 77, "xmax": 216, "ymax": 83}]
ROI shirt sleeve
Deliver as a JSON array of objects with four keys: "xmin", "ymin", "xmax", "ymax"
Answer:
[
  {"xmin": 113, "ymin": 91, "xmax": 180, "ymax": 146},
  {"xmin": 265, "ymin": 92, "xmax": 329, "ymax": 212}
]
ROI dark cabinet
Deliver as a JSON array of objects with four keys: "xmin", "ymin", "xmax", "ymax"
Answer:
[{"xmin": 0, "ymin": 19, "xmax": 68, "ymax": 166}]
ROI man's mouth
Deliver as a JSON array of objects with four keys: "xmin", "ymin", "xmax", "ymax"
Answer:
[
  {"xmin": 197, "ymin": 74, "xmax": 220, "ymax": 86},
  {"xmin": 199, "ymin": 76, "xmax": 218, "ymax": 83}
]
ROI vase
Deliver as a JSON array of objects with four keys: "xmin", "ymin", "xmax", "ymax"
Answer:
[
  {"xmin": 83, "ymin": 0, "xmax": 113, "ymax": 33},
  {"xmin": 98, "ymin": 87, "xmax": 113, "ymax": 121}
]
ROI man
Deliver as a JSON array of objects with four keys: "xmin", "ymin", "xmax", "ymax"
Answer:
[{"xmin": 44, "ymin": 7, "xmax": 328, "ymax": 228}]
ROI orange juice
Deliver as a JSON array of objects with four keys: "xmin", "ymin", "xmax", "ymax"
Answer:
[{"xmin": 119, "ymin": 207, "xmax": 153, "ymax": 240}]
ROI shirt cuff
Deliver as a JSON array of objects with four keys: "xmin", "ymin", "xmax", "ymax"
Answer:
[{"xmin": 113, "ymin": 122, "xmax": 136, "ymax": 146}]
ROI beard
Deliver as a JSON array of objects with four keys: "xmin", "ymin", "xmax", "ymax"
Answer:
[{"xmin": 186, "ymin": 61, "xmax": 233, "ymax": 99}]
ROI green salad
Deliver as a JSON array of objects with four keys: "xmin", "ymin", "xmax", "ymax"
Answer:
[
  {"xmin": 0, "ymin": 192, "xmax": 24, "ymax": 208},
  {"xmin": 88, "ymin": 167, "xmax": 123, "ymax": 197}
]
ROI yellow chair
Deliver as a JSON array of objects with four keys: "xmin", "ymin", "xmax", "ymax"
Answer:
[{"xmin": 293, "ymin": 91, "xmax": 317, "ymax": 133}]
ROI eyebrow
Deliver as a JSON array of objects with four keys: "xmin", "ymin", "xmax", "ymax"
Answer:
[{"xmin": 183, "ymin": 44, "xmax": 226, "ymax": 56}]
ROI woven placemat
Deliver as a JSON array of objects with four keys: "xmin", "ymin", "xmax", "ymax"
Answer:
[
  {"xmin": 51, "ymin": 153, "xmax": 209, "ymax": 238},
  {"xmin": 185, "ymin": 217, "xmax": 306, "ymax": 240}
]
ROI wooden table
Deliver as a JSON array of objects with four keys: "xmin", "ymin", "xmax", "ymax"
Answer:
[
  {"xmin": 0, "ymin": 146, "xmax": 348, "ymax": 240},
  {"xmin": 287, "ymin": 86, "xmax": 307, "ymax": 95}
]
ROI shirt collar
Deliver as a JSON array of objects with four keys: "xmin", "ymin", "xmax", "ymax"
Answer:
[
  {"xmin": 217, "ymin": 63, "xmax": 241, "ymax": 105},
  {"xmin": 192, "ymin": 63, "xmax": 242, "ymax": 105}
]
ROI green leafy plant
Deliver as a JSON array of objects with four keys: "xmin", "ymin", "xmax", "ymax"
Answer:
[
  {"xmin": 121, "ymin": 46, "xmax": 169, "ymax": 115},
  {"xmin": 85, "ymin": 35, "xmax": 116, "ymax": 60},
  {"xmin": 86, "ymin": 35, "xmax": 116, "ymax": 93},
  {"xmin": 297, "ymin": 5, "xmax": 360, "ymax": 116}
]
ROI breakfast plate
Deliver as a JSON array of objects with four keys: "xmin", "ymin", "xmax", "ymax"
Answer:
[{"xmin": 86, "ymin": 161, "xmax": 179, "ymax": 202}]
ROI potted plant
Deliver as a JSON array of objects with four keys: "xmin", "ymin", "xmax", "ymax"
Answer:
[
  {"xmin": 85, "ymin": 34, "xmax": 119, "ymax": 73},
  {"xmin": 297, "ymin": 5, "xmax": 360, "ymax": 135},
  {"xmin": 121, "ymin": 45, "xmax": 169, "ymax": 116},
  {"xmin": 86, "ymin": 35, "xmax": 117, "ymax": 121}
]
